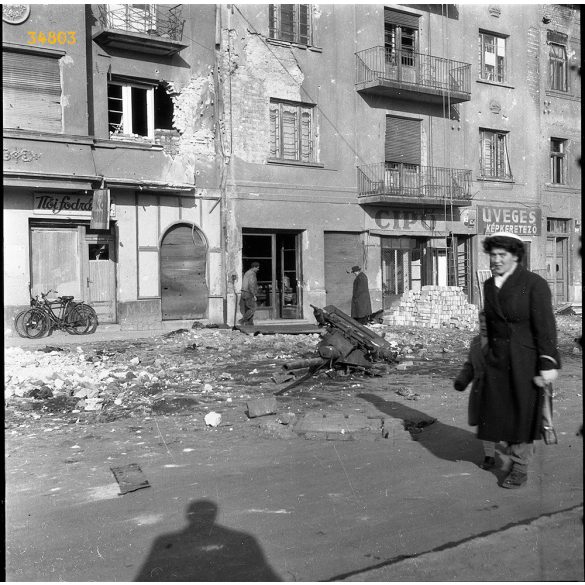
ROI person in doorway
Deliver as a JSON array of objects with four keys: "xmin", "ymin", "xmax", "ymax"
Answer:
[
  {"xmin": 239, "ymin": 261, "xmax": 260, "ymax": 326},
  {"xmin": 350, "ymin": 265, "xmax": 372, "ymax": 324},
  {"xmin": 480, "ymin": 232, "xmax": 560, "ymax": 489}
]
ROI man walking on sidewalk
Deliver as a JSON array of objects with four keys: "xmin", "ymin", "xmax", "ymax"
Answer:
[{"xmin": 239, "ymin": 262, "xmax": 260, "ymax": 326}]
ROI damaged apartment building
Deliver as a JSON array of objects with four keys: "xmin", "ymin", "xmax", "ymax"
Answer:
[
  {"xmin": 3, "ymin": 4, "xmax": 582, "ymax": 330},
  {"xmin": 3, "ymin": 4, "xmax": 222, "ymax": 330}
]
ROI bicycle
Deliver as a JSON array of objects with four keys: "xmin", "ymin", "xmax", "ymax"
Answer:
[{"xmin": 14, "ymin": 290, "xmax": 99, "ymax": 338}]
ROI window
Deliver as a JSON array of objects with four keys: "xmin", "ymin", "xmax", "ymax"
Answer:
[
  {"xmin": 480, "ymin": 129, "xmax": 512, "ymax": 179},
  {"xmin": 549, "ymin": 43, "xmax": 568, "ymax": 91},
  {"xmin": 107, "ymin": 81, "xmax": 174, "ymax": 140},
  {"xmin": 547, "ymin": 218, "xmax": 569, "ymax": 233},
  {"xmin": 550, "ymin": 138, "xmax": 567, "ymax": 184},
  {"xmin": 384, "ymin": 9, "xmax": 419, "ymax": 67},
  {"xmin": 3, "ymin": 50, "xmax": 62, "ymax": 132},
  {"xmin": 268, "ymin": 5, "xmax": 312, "ymax": 45},
  {"xmin": 269, "ymin": 100, "xmax": 315, "ymax": 163},
  {"xmin": 479, "ymin": 32, "xmax": 506, "ymax": 83}
]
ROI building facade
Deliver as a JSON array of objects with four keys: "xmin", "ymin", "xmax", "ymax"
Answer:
[
  {"xmin": 3, "ymin": 4, "xmax": 581, "ymax": 330},
  {"xmin": 3, "ymin": 4, "xmax": 224, "ymax": 330},
  {"xmin": 218, "ymin": 3, "xmax": 581, "ymax": 322}
]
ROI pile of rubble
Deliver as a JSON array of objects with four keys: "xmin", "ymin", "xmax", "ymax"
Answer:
[{"xmin": 384, "ymin": 286, "xmax": 479, "ymax": 330}]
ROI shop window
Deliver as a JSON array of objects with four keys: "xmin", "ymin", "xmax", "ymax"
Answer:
[
  {"xmin": 269, "ymin": 99, "xmax": 316, "ymax": 163},
  {"xmin": 479, "ymin": 31, "xmax": 507, "ymax": 83},
  {"xmin": 108, "ymin": 80, "xmax": 174, "ymax": 140},
  {"xmin": 550, "ymin": 138, "xmax": 567, "ymax": 184},
  {"xmin": 480, "ymin": 129, "xmax": 512, "ymax": 180},
  {"xmin": 268, "ymin": 4, "xmax": 312, "ymax": 45},
  {"xmin": 3, "ymin": 49, "xmax": 62, "ymax": 132}
]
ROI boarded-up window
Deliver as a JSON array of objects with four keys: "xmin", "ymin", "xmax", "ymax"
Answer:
[
  {"xmin": 3, "ymin": 50, "xmax": 62, "ymax": 132},
  {"xmin": 385, "ymin": 116, "xmax": 421, "ymax": 164}
]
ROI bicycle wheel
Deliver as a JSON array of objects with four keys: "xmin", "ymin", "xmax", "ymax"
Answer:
[
  {"xmin": 14, "ymin": 310, "xmax": 30, "ymax": 338},
  {"xmin": 65, "ymin": 304, "xmax": 98, "ymax": 335},
  {"xmin": 22, "ymin": 308, "xmax": 49, "ymax": 338}
]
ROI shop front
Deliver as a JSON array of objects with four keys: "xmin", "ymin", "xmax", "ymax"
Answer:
[
  {"xmin": 241, "ymin": 229, "xmax": 303, "ymax": 320},
  {"xmin": 366, "ymin": 207, "xmax": 475, "ymax": 309}
]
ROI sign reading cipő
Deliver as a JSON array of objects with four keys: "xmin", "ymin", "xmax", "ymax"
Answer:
[{"xmin": 477, "ymin": 205, "xmax": 541, "ymax": 236}]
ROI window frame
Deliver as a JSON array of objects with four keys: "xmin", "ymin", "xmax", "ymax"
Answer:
[
  {"xmin": 479, "ymin": 31, "xmax": 507, "ymax": 84},
  {"xmin": 107, "ymin": 79, "xmax": 155, "ymax": 140},
  {"xmin": 548, "ymin": 42, "xmax": 568, "ymax": 92},
  {"xmin": 479, "ymin": 128, "xmax": 512, "ymax": 180},
  {"xmin": 269, "ymin": 99, "xmax": 317, "ymax": 165},
  {"xmin": 550, "ymin": 138, "xmax": 567, "ymax": 185},
  {"xmin": 268, "ymin": 4, "xmax": 312, "ymax": 46}
]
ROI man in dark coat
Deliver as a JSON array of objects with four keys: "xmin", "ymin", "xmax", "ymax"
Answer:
[
  {"xmin": 481, "ymin": 232, "xmax": 560, "ymax": 489},
  {"xmin": 350, "ymin": 265, "xmax": 372, "ymax": 324}
]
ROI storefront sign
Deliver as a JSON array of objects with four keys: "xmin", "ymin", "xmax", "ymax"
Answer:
[
  {"xmin": 90, "ymin": 189, "xmax": 110, "ymax": 230},
  {"xmin": 33, "ymin": 193, "xmax": 115, "ymax": 219},
  {"xmin": 374, "ymin": 209, "xmax": 438, "ymax": 231},
  {"xmin": 477, "ymin": 205, "xmax": 541, "ymax": 236}
]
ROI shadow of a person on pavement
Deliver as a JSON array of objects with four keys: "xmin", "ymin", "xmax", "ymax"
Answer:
[
  {"xmin": 135, "ymin": 499, "xmax": 282, "ymax": 582},
  {"xmin": 358, "ymin": 392, "xmax": 484, "ymax": 465}
]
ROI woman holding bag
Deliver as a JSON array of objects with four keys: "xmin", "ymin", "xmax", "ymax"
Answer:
[{"xmin": 479, "ymin": 232, "xmax": 560, "ymax": 489}]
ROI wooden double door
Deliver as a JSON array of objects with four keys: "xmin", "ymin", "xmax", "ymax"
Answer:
[{"xmin": 30, "ymin": 223, "xmax": 117, "ymax": 323}]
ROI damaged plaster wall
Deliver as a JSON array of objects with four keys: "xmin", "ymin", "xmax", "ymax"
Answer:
[
  {"xmin": 220, "ymin": 23, "xmax": 310, "ymax": 164},
  {"xmin": 164, "ymin": 69, "xmax": 216, "ymax": 177}
]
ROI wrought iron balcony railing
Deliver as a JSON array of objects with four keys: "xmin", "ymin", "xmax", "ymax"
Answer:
[
  {"xmin": 95, "ymin": 4, "xmax": 185, "ymax": 42},
  {"xmin": 356, "ymin": 46, "xmax": 471, "ymax": 98},
  {"xmin": 357, "ymin": 162, "xmax": 472, "ymax": 202}
]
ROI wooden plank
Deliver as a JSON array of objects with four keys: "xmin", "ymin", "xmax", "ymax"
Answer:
[{"xmin": 324, "ymin": 232, "xmax": 361, "ymax": 314}]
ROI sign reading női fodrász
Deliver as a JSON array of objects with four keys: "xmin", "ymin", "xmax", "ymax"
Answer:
[{"xmin": 477, "ymin": 205, "xmax": 541, "ymax": 236}]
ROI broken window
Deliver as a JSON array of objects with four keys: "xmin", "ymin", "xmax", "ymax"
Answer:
[
  {"xmin": 549, "ymin": 42, "xmax": 568, "ymax": 91},
  {"xmin": 269, "ymin": 5, "xmax": 312, "ymax": 45},
  {"xmin": 107, "ymin": 80, "xmax": 175, "ymax": 139},
  {"xmin": 550, "ymin": 138, "xmax": 567, "ymax": 184},
  {"xmin": 269, "ymin": 99, "xmax": 315, "ymax": 163}
]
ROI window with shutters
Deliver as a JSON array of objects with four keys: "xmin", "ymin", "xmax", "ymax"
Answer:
[
  {"xmin": 269, "ymin": 100, "xmax": 316, "ymax": 164},
  {"xmin": 268, "ymin": 5, "xmax": 312, "ymax": 45},
  {"xmin": 479, "ymin": 31, "xmax": 506, "ymax": 83},
  {"xmin": 480, "ymin": 129, "xmax": 512, "ymax": 180},
  {"xmin": 2, "ymin": 49, "xmax": 62, "ymax": 133},
  {"xmin": 550, "ymin": 138, "xmax": 567, "ymax": 184},
  {"xmin": 384, "ymin": 9, "xmax": 419, "ymax": 67},
  {"xmin": 549, "ymin": 43, "xmax": 568, "ymax": 91}
]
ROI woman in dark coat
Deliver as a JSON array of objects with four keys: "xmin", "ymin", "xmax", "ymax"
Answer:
[
  {"xmin": 350, "ymin": 265, "xmax": 372, "ymax": 324},
  {"xmin": 481, "ymin": 232, "xmax": 560, "ymax": 489}
]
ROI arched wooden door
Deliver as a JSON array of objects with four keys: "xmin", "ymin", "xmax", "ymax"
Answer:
[{"xmin": 160, "ymin": 224, "xmax": 208, "ymax": 320}]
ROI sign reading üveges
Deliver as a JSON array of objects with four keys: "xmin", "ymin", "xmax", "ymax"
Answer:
[{"xmin": 477, "ymin": 205, "xmax": 541, "ymax": 236}]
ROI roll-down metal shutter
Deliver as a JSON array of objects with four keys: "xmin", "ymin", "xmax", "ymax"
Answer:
[
  {"xmin": 384, "ymin": 8, "xmax": 420, "ymax": 29},
  {"xmin": 3, "ymin": 50, "xmax": 62, "ymax": 132},
  {"xmin": 385, "ymin": 116, "xmax": 421, "ymax": 164},
  {"xmin": 324, "ymin": 232, "xmax": 363, "ymax": 313}
]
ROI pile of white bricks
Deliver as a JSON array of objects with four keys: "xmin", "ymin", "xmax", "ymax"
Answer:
[{"xmin": 383, "ymin": 286, "xmax": 479, "ymax": 330}]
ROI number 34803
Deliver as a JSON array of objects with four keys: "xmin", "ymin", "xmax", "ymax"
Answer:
[{"xmin": 27, "ymin": 31, "xmax": 77, "ymax": 45}]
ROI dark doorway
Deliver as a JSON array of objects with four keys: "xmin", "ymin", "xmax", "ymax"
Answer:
[{"xmin": 242, "ymin": 230, "xmax": 303, "ymax": 320}]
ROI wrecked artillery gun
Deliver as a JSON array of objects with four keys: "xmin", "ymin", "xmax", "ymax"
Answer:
[{"xmin": 274, "ymin": 304, "xmax": 398, "ymax": 395}]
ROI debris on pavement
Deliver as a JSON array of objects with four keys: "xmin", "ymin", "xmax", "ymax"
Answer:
[
  {"xmin": 204, "ymin": 412, "xmax": 222, "ymax": 427},
  {"xmin": 246, "ymin": 397, "xmax": 278, "ymax": 418},
  {"xmin": 110, "ymin": 463, "xmax": 151, "ymax": 495}
]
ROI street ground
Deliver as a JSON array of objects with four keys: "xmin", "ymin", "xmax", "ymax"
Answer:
[{"xmin": 4, "ymin": 315, "xmax": 583, "ymax": 581}]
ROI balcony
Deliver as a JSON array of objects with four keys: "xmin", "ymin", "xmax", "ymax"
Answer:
[
  {"xmin": 93, "ymin": 4, "xmax": 187, "ymax": 56},
  {"xmin": 355, "ymin": 47, "xmax": 471, "ymax": 104},
  {"xmin": 357, "ymin": 162, "xmax": 472, "ymax": 207}
]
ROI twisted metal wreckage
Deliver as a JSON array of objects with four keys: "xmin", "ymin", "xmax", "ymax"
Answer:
[{"xmin": 275, "ymin": 305, "xmax": 398, "ymax": 396}]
